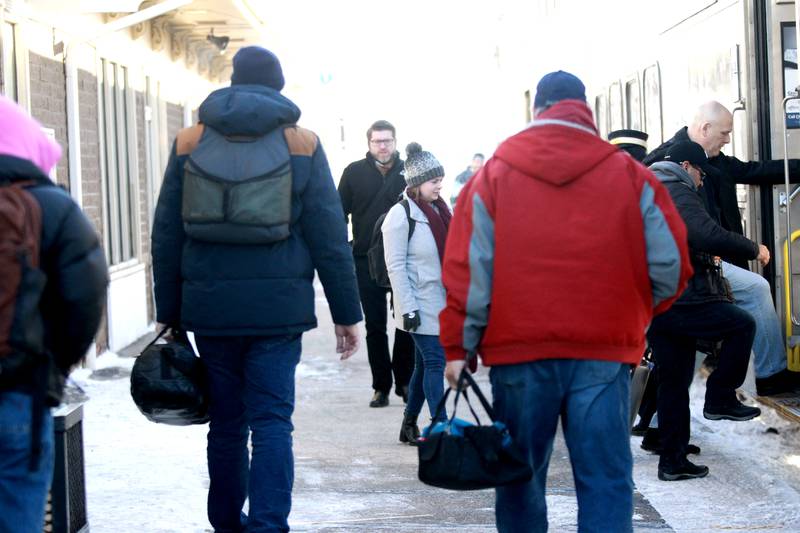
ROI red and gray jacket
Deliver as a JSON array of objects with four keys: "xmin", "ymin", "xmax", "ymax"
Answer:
[{"xmin": 439, "ymin": 100, "xmax": 692, "ymax": 367}]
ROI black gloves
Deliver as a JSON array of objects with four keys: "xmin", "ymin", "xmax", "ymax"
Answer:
[{"xmin": 403, "ymin": 311, "xmax": 421, "ymax": 332}]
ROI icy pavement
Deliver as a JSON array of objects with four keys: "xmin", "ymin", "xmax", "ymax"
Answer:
[
  {"xmin": 631, "ymin": 379, "xmax": 800, "ymax": 532},
  {"xmin": 66, "ymin": 291, "xmax": 800, "ymax": 532}
]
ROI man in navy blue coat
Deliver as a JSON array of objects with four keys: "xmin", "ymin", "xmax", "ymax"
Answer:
[{"xmin": 152, "ymin": 47, "xmax": 362, "ymax": 533}]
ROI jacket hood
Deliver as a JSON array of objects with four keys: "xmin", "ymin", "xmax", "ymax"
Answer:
[
  {"xmin": 494, "ymin": 100, "xmax": 617, "ymax": 187},
  {"xmin": 199, "ymin": 85, "xmax": 301, "ymax": 136},
  {"xmin": 649, "ymin": 161, "xmax": 697, "ymax": 191},
  {"xmin": 0, "ymin": 95, "xmax": 61, "ymax": 175}
]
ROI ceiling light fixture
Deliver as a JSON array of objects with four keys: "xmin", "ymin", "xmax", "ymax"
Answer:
[{"xmin": 206, "ymin": 29, "xmax": 229, "ymax": 54}]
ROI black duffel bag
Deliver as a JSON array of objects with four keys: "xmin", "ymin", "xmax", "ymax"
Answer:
[
  {"xmin": 417, "ymin": 358, "xmax": 532, "ymax": 490},
  {"xmin": 130, "ymin": 327, "xmax": 209, "ymax": 425}
]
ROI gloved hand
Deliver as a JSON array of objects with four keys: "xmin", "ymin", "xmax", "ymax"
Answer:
[{"xmin": 403, "ymin": 311, "xmax": 421, "ymax": 332}]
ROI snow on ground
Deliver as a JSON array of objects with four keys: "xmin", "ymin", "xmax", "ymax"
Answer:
[
  {"xmin": 71, "ymin": 352, "xmax": 211, "ymax": 533},
  {"xmin": 68, "ymin": 344, "xmax": 800, "ymax": 532},
  {"xmin": 632, "ymin": 376, "xmax": 800, "ymax": 532}
]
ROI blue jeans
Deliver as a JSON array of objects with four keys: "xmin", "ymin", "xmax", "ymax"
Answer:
[
  {"xmin": 0, "ymin": 391, "xmax": 54, "ymax": 533},
  {"xmin": 405, "ymin": 333, "xmax": 447, "ymax": 422},
  {"xmin": 195, "ymin": 335, "xmax": 302, "ymax": 533},
  {"xmin": 490, "ymin": 359, "xmax": 633, "ymax": 533},
  {"xmin": 722, "ymin": 261, "xmax": 786, "ymax": 378}
]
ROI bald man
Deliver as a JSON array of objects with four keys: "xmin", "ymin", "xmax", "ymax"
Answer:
[{"xmin": 644, "ymin": 101, "xmax": 800, "ymax": 397}]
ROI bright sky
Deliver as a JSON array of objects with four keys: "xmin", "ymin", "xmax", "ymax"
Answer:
[{"xmin": 246, "ymin": 0, "xmax": 660, "ymax": 192}]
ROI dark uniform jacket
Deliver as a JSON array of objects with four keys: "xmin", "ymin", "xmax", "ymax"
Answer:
[
  {"xmin": 644, "ymin": 126, "xmax": 800, "ymax": 268},
  {"xmin": 152, "ymin": 85, "xmax": 362, "ymax": 336},
  {"xmin": 650, "ymin": 161, "xmax": 758, "ymax": 306},
  {"xmin": 0, "ymin": 155, "xmax": 108, "ymax": 404},
  {"xmin": 337, "ymin": 154, "xmax": 406, "ymax": 256}
]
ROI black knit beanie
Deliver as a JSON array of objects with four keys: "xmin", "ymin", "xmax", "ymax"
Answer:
[{"xmin": 230, "ymin": 46, "xmax": 285, "ymax": 91}]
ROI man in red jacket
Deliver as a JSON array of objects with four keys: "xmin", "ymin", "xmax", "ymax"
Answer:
[{"xmin": 440, "ymin": 71, "xmax": 692, "ymax": 533}]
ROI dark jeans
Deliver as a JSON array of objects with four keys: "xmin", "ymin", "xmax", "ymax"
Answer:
[
  {"xmin": 354, "ymin": 255, "xmax": 414, "ymax": 394},
  {"xmin": 491, "ymin": 360, "xmax": 633, "ymax": 533},
  {"xmin": 647, "ymin": 302, "xmax": 755, "ymax": 465},
  {"xmin": 405, "ymin": 333, "xmax": 446, "ymax": 422},
  {"xmin": 195, "ymin": 334, "xmax": 302, "ymax": 533}
]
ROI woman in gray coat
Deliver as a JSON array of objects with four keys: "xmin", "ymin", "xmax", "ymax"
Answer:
[{"xmin": 382, "ymin": 143, "xmax": 452, "ymax": 445}]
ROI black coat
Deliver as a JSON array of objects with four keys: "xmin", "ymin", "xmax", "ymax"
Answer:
[
  {"xmin": 649, "ymin": 161, "xmax": 758, "ymax": 306},
  {"xmin": 0, "ymin": 155, "xmax": 108, "ymax": 404},
  {"xmin": 152, "ymin": 85, "xmax": 362, "ymax": 336},
  {"xmin": 337, "ymin": 154, "xmax": 406, "ymax": 256},
  {"xmin": 644, "ymin": 127, "xmax": 800, "ymax": 268}
]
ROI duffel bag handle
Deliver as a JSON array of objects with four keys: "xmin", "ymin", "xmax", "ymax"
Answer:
[
  {"xmin": 140, "ymin": 327, "xmax": 199, "ymax": 377},
  {"xmin": 430, "ymin": 351, "xmax": 498, "ymax": 425},
  {"xmin": 142, "ymin": 326, "xmax": 190, "ymax": 352},
  {"xmin": 142, "ymin": 326, "xmax": 170, "ymax": 352}
]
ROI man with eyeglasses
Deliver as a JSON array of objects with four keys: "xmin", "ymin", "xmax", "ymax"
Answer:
[
  {"xmin": 647, "ymin": 141, "xmax": 764, "ymax": 481},
  {"xmin": 338, "ymin": 120, "xmax": 415, "ymax": 408}
]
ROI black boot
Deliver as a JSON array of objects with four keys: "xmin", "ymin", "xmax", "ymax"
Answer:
[{"xmin": 399, "ymin": 414, "xmax": 420, "ymax": 445}]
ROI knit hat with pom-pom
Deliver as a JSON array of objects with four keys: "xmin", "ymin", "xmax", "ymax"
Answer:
[{"xmin": 404, "ymin": 142, "xmax": 444, "ymax": 187}]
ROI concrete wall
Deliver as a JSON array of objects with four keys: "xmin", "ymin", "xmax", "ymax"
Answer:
[{"xmin": 136, "ymin": 91, "xmax": 154, "ymax": 323}]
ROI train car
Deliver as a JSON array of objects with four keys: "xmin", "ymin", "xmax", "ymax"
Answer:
[{"xmin": 577, "ymin": 0, "xmax": 800, "ymax": 419}]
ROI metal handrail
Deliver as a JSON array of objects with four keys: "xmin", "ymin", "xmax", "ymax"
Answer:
[
  {"xmin": 782, "ymin": 94, "xmax": 800, "ymax": 327},
  {"xmin": 784, "ymin": 230, "xmax": 800, "ymax": 366},
  {"xmin": 730, "ymin": 101, "xmax": 746, "ymax": 158}
]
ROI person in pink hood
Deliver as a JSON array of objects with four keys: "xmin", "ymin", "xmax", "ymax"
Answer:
[
  {"xmin": 439, "ymin": 72, "xmax": 692, "ymax": 532},
  {"xmin": 0, "ymin": 95, "xmax": 107, "ymax": 533}
]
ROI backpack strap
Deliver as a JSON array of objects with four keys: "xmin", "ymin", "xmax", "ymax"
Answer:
[
  {"xmin": 176, "ymin": 124, "xmax": 205, "ymax": 156},
  {"xmin": 400, "ymin": 199, "xmax": 415, "ymax": 241},
  {"xmin": 283, "ymin": 125, "xmax": 318, "ymax": 156},
  {"xmin": 177, "ymin": 123, "xmax": 319, "ymax": 158}
]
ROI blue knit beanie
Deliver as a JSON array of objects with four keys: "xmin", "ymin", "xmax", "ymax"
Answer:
[
  {"xmin": 230, "ymin": 46, "xmax": 285, "ymax": 91},
  {"xmin": 533, "ymin": 70, "xmax": 586, "ymax": 110}
]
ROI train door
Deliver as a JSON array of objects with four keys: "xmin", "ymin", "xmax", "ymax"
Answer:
[{"xmin": 763, "ymin": 0, "xmax": 800, "ymax": 369}]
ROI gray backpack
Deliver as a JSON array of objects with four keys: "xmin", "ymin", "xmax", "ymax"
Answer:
[{"xmin": 181, "ymin": 126, "xmax": 292, "ymax": 244}]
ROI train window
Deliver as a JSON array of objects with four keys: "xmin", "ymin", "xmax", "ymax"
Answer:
[
  {"xmin": 1, "ymin": 21, "xmax": 17, "ymax": 101},
  {"xmin": 643, "ymin": 64, "xmax": 663, "ymax": 146},
  {"xmin": 782, "ymin": 22, "xmax": 800, "ymax": 128},
  {"xmin": 594, "ymin": 94, "xmax": 608, "ymax": 138},
  {"xmin": 100, "ymin": 59, "xmax": 138, "ymax": 265},
  {"xmin": 625, "ymin": 78, "xmax": 642, "ymax": 130},
  {"xmin": 609, "ymin": 81, "xmax": 624, "ymax": 131}
]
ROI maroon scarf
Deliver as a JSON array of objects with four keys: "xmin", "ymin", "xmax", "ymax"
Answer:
[{"xmin": 410, "ymin": 193, "xmax": 452, "ymax": 263}]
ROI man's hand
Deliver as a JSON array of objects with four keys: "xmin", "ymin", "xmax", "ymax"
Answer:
[
  {"xmin": 445, "ymin": 360, "xmax": 466, "ymax": 389},
  {"xmin": 757, "ymin": 244, "xmax": 770, "ymax": 266},
  {"xmin": 156, "ymin": 323, "xmax": 183, "ymax": 343},
  {"xmin": 403, "ymin": 311, "xmax": 421, "ymax": 332},
  {"xmin": 335, "ymin": 324, "xmax": 360, "ymax": 360}
]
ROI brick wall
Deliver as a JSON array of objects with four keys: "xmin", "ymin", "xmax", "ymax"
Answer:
[
  {"xmin": 78, "ymin": 69, "xmax": 103, "ymax": 233},
  {"xmin": 0, "ymin": 39, "xmax": 5, "ymax": 94},
  {"xmin": 77, "ymin": 68, "xmax": 109, "ymax": 353},
  {"xmin": 136, "ymin": 91, "xmax": 154, "ymax": 322},
  {"xmin": 166, "ymin": 101, "xmax": 183, "ymax": 144},
  {"xmin": 29, "ymin": 53, "xmax": 69, "ymax": 188}
]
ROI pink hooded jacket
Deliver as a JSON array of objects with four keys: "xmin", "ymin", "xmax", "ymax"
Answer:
[{"xmin": 0, "ymin": 95, "xmax": 61, "ymax": 174}]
